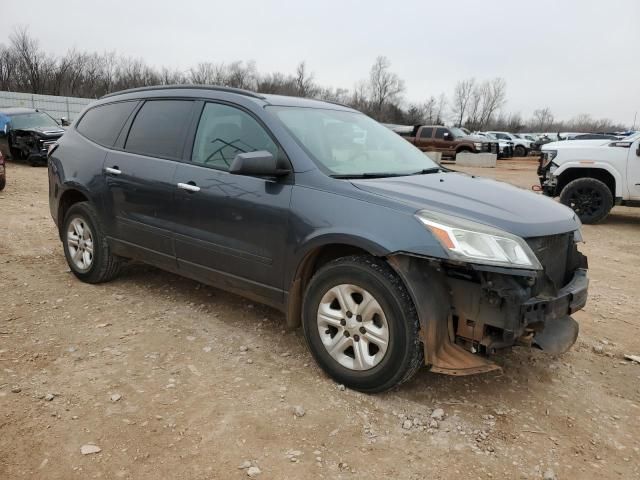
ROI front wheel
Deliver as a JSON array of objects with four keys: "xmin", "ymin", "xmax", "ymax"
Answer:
[
  {"xmin": 514, "ymin": 145, "xmax": 527, "ymax": 157},
  {"xmin": 62, "ymin": 202, "xmax": 122, "ymax": 283},
  {"xmin": 302, "ymin": 255, "xmax": 423, "ymax": 393},
  {"xmin": 559, "ymin": 177, "xmax": 613, "ymax": 224}
]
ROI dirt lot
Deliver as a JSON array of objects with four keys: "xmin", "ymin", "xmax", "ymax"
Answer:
[{"xmin": 1, "ymin": 159, "xmax": 639, "ymax": 480}]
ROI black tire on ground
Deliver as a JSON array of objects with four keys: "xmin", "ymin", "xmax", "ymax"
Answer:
[
  {"xmin": 559, "ymin": 177, "xmax": 613, "ymax": 224},
  {"xmin": 9, "ymin": 147, "xmax": 23, "ymax": 161},
  {"xmin": 514, "ymin": 145, "xmax": 527, "ymax": 157},
  {"xmin": 62, "ymin": 202, "xmax": 122, "ymax": 283},
  {"xmin": 0, "ymin": 177, "xmax": 5, "ymax": 191},
  {"xmin": 302, "ymin": 255, "xmax": 424, "ymax": 393}
]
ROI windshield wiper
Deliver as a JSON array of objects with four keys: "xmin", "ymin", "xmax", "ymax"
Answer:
[
  {"xmin": 330, "ymin": 172, "xmax": 409, "ymax": 179},
  {"xmin": 410, "ymin": 167, "xmax": 443, "ymax": 175}
]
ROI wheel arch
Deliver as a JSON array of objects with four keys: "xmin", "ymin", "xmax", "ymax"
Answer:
[
  {"xmin": 555, "ymin": 165, "xmax": 619, "ymax": 199},
  {"xmin": 56, "ymin": 186, "xmax": 91, "ymax": 239},
  {"xmin": 284, "ymin": 235, "xmax": 391, "ymax": 329}
]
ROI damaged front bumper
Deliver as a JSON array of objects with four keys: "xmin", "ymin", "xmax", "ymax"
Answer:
[{"xmin": 389, "ymin": 246, "xmax": 588, "ymax": 376}]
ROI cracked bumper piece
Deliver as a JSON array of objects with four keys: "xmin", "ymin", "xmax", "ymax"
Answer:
[{"xmin": 389, "ymin": 255, "xmax": 588, "ymax": 376}]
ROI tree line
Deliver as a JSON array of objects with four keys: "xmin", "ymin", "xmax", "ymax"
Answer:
[{"xmin": 0, "ymin": 28, "xmax": 626, "ymax": 132}]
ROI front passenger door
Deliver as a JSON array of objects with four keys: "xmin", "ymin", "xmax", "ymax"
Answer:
[{"xmin": 170, "ymin": 102, "xmax": 293, "ymax": 306}]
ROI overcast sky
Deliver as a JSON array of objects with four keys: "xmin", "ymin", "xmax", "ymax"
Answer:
[{"xmin": 1, "ymin": 0, "xmax": 638, "ymax": 126}]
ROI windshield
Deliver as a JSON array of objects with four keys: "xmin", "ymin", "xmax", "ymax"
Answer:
[
  {"xmin": 10, "ymin": 112, "xmax": 59, "ymax": 130},
  {"xmin": 269, "ymin": 107, "xmax": 438, "ymax": 176},
  {"xmin": 449, "ymin": 127, "xmax": 468, "ymax": 138}
]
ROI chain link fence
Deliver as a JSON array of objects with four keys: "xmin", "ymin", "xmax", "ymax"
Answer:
[{"xmin": 0, "ymin": 91, "xmax": 93, "ymax": 121}]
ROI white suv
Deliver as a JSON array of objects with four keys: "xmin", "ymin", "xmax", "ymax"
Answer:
[
  {"xmin": 538, "ymin": 133, "xmax": 640, "ymax": 223},
  {"xmin": 486, "ymin": 131, "xmax": 535, "ymax": 157}
]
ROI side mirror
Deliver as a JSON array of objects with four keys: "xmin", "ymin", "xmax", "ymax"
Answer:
[
  {"xmin": 0, "ymin": 123, "xmax": 7, "ymax": 137},
  {"xmin": 59, "ymin": 117, "xmax": 70, "ymax": 127},
  {"xmin": 229, "ymin": 151, "xmax": 289, "ymax": 177},
  {"xmin": 443, "ymin": 132, "xmax": 452, "ymax": 140}
]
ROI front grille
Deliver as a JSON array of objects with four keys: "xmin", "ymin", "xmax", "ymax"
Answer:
[{"xmin": 526, "ymin": 233, "xmax": 573, "ymax": 291}]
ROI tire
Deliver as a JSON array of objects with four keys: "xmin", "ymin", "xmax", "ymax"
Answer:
[
  {"xmin": 0, "ymin": 176, "xmax": 5, "ymax": 191},
  {"xmin": 514, "ymin": 145, "xmax": 526, "ymax": 157},
  {"xmin": 302, "ymin": 255, "xmax": 423, "ymax": 393},
  {"xmin": 9, "ymin": 147, "xmax": 23, "ymax": 161},
  {"xmin": 62, "ymin": 202, "xmax": 122, "ymax": 283},
  {"xmin": 559, "ymin": 177, "xmax": 613, "ymax": 224}
]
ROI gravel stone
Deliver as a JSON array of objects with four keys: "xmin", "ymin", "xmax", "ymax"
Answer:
[
  {"xmin": 80, "ymin": 444, "xmax": 101, "ymax": 455},
  {"xmin": 431, "ymin": 408, "xmax": 445, "ymax": 421},
  {"xmin": 246, "ymin": 466, "xmax": 261, "ymax": 477}
]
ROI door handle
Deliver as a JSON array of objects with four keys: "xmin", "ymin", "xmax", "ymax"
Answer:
[
  {"xmin": 105, "ymin": 167, "xmax": 121, "ymax": 175},
  {"xmin": 177, "ymin": 182, "xmax": 200, "ymax": 193}
]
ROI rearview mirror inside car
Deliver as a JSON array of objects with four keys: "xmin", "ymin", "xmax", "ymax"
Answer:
[{"xmin": 229, "ymin": 151, "xmax": 290, "ymax": 177}]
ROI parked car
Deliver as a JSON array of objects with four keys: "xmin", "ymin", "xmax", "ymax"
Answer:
[
  {"xmin": 538, "ymin": 133, "xmax": 640, "ymax": 223},
  {"xmin": 393, "ymin": 125, "xmax": 498, "ymax": 159},
  {"xmin": 474, "ymin": 132, "xmax": 513, "ymax": 158},
  {"xmin": 485, "ymin": 131, "xmax": 536, "ymax": 156},
  {"xmin": 49, "ymin": 85, "xmax": 588, "ymax": 392},
  {"xmin": 0, "ymin": 108, "xmax": 66, "ymax": 166},
  {"xmin": 0, "ymin": 149, "xmax": 5, "ymax": 191}
]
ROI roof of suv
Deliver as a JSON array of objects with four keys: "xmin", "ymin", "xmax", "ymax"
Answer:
[
  {"xmin": 100, "ymin": 85, "xmax": 354, "ymax": 111},
  {"xmin": 0, "ymin": 107, "xmax": 37, "ymax": 116}
]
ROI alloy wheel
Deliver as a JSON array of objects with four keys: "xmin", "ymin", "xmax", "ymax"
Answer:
[
  {"xmin": 316, "ymin": 283, "xmax": 389, "ymax": 371},
  {"xmin": 66, "ymin": 217, "xmax": 94, "ymax": 271}
]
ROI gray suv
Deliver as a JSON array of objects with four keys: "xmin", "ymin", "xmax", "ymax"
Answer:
[{"xmin": 48, "ymin": 85, "xmax": 588, "ymax": 392}]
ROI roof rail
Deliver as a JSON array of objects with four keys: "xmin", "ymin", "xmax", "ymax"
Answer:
[{"xmin": 101, "ymin": 84, "xmax": 266, "ymax": 100}]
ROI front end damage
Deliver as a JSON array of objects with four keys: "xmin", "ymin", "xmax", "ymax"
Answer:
[{"xmin": 388, "ymin": 232, "xmax": 588, "ymax": 375}]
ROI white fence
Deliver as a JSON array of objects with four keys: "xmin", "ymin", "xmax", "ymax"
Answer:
[{"xmin": 0, "ymin": 91, "xmax": 93, "ymax": 121}]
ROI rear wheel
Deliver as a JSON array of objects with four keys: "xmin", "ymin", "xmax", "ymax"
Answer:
[
  {"xmin": 302, "ymin": 255, "xmax": 423, "ymax": 393},
  {"xmin": 559, "ymin": 177, "xmax": 613, "ymax": 224},
  {"xmin": 514, "ymin": 145, "xmax": 527, "ymax": 157},
  {"xmin": 62, "ymin": 202, "xmax": 122, "ymax": 283}
]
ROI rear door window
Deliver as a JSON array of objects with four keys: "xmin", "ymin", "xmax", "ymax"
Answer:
[
  {"xmin": 76, "ymin": 101, "xmax": 138, "ymax": 147},
  {"xmin": 191, "ymin": 103, "xmax": 279, "ymax": 170},
  {"xmin": 125, "ymin": 100, "xmax": 194, "ymax": 159},
  {"xmin": 419, "ymin": 127, "xmax": 433, "ymax": 139}
]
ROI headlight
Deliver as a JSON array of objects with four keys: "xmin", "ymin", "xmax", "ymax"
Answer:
[
  {"xmin": 415, "ymin": 210, "xmax": 542, "ymax": 269},
  {"xmin": 474, "ymin": 142, "xmax": 483, "ymax": 150},
  {"xmin": 541, "ymin": 150, "xmax": 557, "ymax": 168}
]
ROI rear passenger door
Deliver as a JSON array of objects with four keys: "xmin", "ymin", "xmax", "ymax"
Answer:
[
  {"xmin": 103, "ymin": 99, "xmax": 195, "ymax": 270},
  {"xmin": 170, "ymin": 101, "xmax": 293, "ymax": 306},
  {"xmin": 414, "ymin": 127, "xmax": 434, "ymax": 151}
]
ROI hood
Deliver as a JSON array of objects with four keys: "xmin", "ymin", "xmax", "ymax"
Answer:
[
  {"xmin": 351, "ymin": 172, "xmax": 579, "ymax": 238},
  {"xmin": 542, "ymin": 139, "xmax": 611, "ymax": 150},
  {"xmin": 15, "ymin": 126, "xmax": 66, "ymax": 137}
]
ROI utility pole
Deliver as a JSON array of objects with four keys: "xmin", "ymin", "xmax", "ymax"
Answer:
[{"xmin": 633, "ymin": 111, "xmax": 637, "ymax": 130}]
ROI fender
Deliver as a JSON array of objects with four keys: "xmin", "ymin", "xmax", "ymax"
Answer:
[
  {"xmin": 286, "ymin": 230, "xmax": 391, "ymax": 288},
  {"xmin": 553, "ymin": 161, "xmax": 623, "ymax": 197}
]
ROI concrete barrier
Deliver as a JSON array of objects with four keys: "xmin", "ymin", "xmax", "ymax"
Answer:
[
  {"xmin": 425, "ymin": 151, "xmax": 442, "ymax": 164},
  {"xmin": 455, "ymin": 152, "xmax": 497, "ymax": 167}
]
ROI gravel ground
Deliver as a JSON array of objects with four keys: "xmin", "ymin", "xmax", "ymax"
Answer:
[{"xmin": 1, "ymin": 159, "xmax": 639, "ymax": 479}]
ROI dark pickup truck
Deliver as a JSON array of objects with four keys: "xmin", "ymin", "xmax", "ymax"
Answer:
[
  {"xmin": 393, "ymin": 125, "xmax": 498, "ymax": 160},
  {"xmin": 0, "ymin": 108, "xmax": 66, "ymax": 166}
]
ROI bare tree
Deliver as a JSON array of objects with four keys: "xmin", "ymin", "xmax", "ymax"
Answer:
[
  {"xmin": 294, "ymin": 61, "xmax": 317, "ymax": 97},
  {"xmin": 531, "ymin": 107, "xmax": 554, "ymax": 132},
  {"xmin": 451, "ymin": 78, "xmax": 475, "ymax": 127},
  {"xmin": 368, "ymin": 56, "xmax": 404, "ymax": 115}
]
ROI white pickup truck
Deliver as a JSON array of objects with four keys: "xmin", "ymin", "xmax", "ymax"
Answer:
[{"xmin": 538, "ymin": 132, "xmax": 640, "ymax": 223}]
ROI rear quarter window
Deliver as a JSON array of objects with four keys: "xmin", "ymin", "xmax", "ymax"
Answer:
[{"xmin": 76, "ymin": 101, "xmax": 138, "ymax": 147}]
